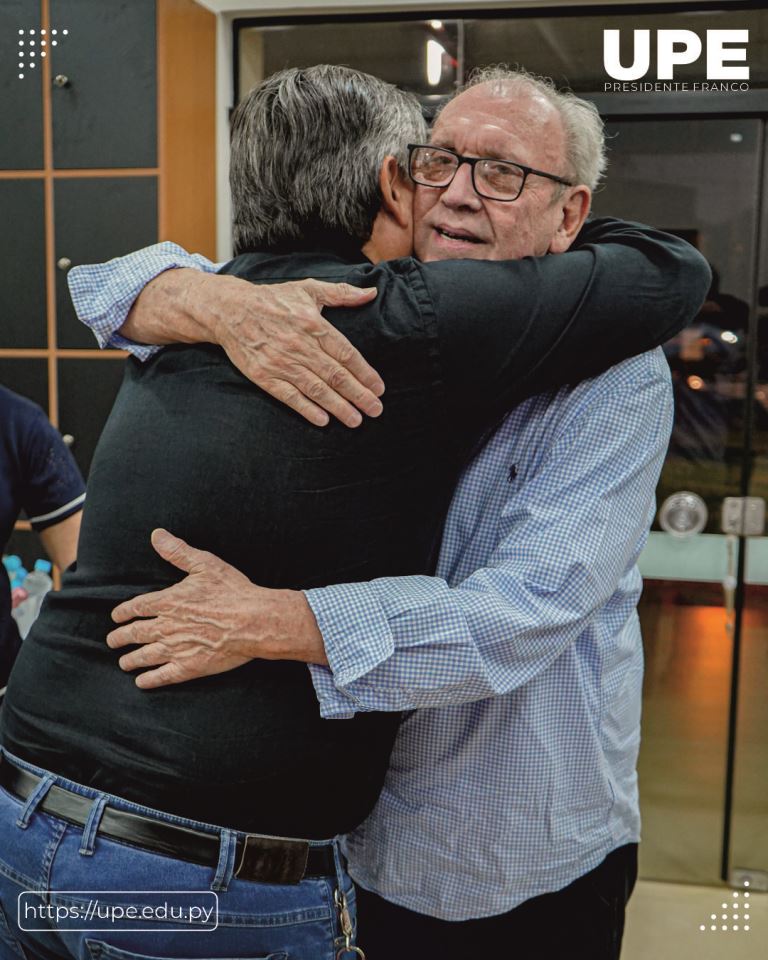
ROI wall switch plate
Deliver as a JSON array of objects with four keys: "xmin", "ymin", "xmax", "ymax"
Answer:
[{"xmin": 721, "ymin": 497, "xmax": 766, "ymax": 536}]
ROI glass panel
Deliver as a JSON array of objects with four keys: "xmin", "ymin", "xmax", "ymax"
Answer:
[
  {"xmin": 730, "ymin": 585, "xmax": 768, "ymax": 884},
  {"xmin": 592, "ymin": 118, "xmax": 762, "ymax": 884},
  {"xmin": 594, "ymin": 119, "xmax": 760, "ymax": 534},
  {"xmin": 464, "ymin": 8, "xmax": 767, "ymax": 91},
  {"xmin": 238, "ymin": 9, "xmax": 767, "ymax": 101},
  {"xmin": 637, "ymin": 583, "xmax": 732, "ymax": 881},
  {"xmin": 729, "ymin": 123, "xmax": 768, "ymax": 887},
  {"xmin": 238, "ymin": 20, "xmax": 460, "ymax": 102},
  {"xmin": 748, "ymin": 121, "xmax": 768, "ymax": 528}
]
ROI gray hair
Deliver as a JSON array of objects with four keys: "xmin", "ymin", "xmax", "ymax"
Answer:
[
  {"xmin": 230, "ymin": 65, "xmax": 427, "ymax": 254},
  {"xmin": 451, "ymin": 65, "xmax": 607, "ymax": 192}
]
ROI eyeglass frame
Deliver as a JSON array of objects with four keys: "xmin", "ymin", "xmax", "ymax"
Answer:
[{"xmin": 406, "ymin": 143, "xmax": 574, "ymax": 202}]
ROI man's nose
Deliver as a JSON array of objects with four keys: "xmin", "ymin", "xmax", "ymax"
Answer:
[{"xmin": 440, "ymin": 162, "xmax": 483, "ymax": 211}]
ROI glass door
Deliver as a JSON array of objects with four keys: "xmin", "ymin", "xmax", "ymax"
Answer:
[
  {"xmin": 592, "ymin": 117, "xmax": 767, "ymax": 887},
  {"xmin": 729, "ymin": 122, "xmax": 768, "ymax": 892}
]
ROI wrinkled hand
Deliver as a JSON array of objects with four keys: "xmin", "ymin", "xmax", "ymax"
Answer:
[
  {"xmin": 107, "ymin": 529, "xmax": 327, "ymax": 690},
  {"xmin": 206, "ymin": 274, "xmax": 384, "ymax": 428}
]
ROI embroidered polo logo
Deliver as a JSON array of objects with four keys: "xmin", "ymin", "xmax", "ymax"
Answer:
[{"xmin": 508, "ymin": 464, "xmax": 518, "ymax": 481}]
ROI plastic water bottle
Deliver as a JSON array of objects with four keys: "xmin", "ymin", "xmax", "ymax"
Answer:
[
  {"xmin": 12, "ymin": 559, "xmax": 53, "ymax": 640},
  {"xmin": 26, "ymin": 558, "xmax": 53, "ymax": 589},
  {"xmin": 3, "ymin": 555, "xmax": 22, "ymax": 583}
]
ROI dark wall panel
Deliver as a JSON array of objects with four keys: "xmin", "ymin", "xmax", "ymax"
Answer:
[
  {"xmin": 54, "ymin": 177, "xmax": 157, "ymax": 348},
  {"xmin": 57, "ymin": 358, "xmax": 125, "ymax": 477},
  {"xmin": 50, "ymin": 0, "xmax": 156, "ymax": 169},
  {"xmin": 0, "ymin": 360, "xmax": 48, "ymax": 413},
  {"xmin": 0, "ymin": 180, "xmax": 47, "ymax": 348},
  {"xmin": 0, "ymin": 0, "xmax": 44, "ymax": 169}
]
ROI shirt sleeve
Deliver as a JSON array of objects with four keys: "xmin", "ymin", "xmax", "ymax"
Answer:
[
  {"xmin": 421, "ymin": 218, "xmax": 710, "ymax": 427},
  {"xmin": 21, "ymin": 410, "xmax": 86, "ymax": 531},
  {"xmin": 67, "ymin": 242, "xmax": 224, "ymax": 360},
  {"xmin": 306, "ymin": 357, "xmax": 672, "ymax": 718}
]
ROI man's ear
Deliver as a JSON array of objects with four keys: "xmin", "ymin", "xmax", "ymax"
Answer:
[
  {"xmin": 549, "ymin": 186, "xmax": 591, "ymax": 254},
  {"xmin": 379, "ymin": 155, "xmax": 413, "ymax": 230}
]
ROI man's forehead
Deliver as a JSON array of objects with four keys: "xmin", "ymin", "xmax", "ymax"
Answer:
[
  {"xmin": 431, "ymin": 85, "xmax": 562, "ymax": 155},
  {"xmin": 430, "ymin": 115, "xmax": 523, "ymax": 155}
]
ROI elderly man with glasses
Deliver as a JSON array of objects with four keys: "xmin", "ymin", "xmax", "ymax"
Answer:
[
  {"xmin": 1, "ymin": 67, "xmax": 707, "ymax": 960},
  {"xmin": 408, "ymin": 142, "xmax": 575, "ymax": 200}
]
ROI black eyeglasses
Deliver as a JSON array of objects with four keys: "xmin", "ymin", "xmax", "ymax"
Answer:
[{"xmin": 407, "ymin": 144, "xmax": 573, "ymax": 202}]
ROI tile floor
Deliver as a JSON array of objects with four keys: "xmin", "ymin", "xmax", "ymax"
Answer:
[
  {"xmin": 623, "ymin": 880, "xmax": 766, "ymax": 959},
  {"xmin": 636, "ymin": 590, "xmax": 768, "ymax": 886}
]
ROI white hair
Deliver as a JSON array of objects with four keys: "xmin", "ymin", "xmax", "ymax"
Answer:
[{"xmin": 450, "ymin": 65, "xmax": 607, "ymax": 191}]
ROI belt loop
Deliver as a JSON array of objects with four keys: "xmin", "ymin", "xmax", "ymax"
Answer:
[
  {"xmin": 330, "ymin": 839, "xmax": 348, "ymax": 893},
  {"xmin": 16, "ymin": 773, "xmax": 55, "ymax": 830},
  {"xmin": 211, "ymin": 828, "xmax": 237, "ymax": 893},
  {"xmin": 79, "ymin": 795, "xmax": 108, "ymax": 856}
]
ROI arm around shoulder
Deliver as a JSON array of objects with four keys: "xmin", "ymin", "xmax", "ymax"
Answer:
[
  {"xmin": 421, "ymin": 216, "xmax": 710, "ymax": 422},
  {"xmin": 68, "ymin": 242, "xmax": 221, "ymax": 356}
]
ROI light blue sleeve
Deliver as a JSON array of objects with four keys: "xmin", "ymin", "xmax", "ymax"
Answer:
[
  {"xmin": 306, "ymin": 365, "xmax": 673, "ymax": 718},
  {"xmin": 67, "ymin": 242, "xmax": 224, "ymax": 359}
]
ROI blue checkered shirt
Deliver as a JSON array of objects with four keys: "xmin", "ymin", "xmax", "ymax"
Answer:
[{"xmin": 70, "ymin": 246, "xmax": 672, "ymax": 920}]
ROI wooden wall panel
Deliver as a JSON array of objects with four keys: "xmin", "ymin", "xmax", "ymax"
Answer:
[{"xmin": 158, "ymin": 0, "xmax": 217, "ymax": 260}]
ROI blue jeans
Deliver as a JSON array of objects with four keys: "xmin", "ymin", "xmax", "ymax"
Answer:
[{"xmin": 0, "ymin": 750, "xmax": 357, "ymax": 960}]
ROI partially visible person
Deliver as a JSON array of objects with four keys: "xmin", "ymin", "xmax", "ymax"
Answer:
[{"xmin": 0, "ymin": 385, "xmax": 84, "ymax": 688}]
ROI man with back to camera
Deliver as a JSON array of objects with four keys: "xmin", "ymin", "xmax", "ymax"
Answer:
[{"xmin": 2, "ymin": 66, "xmax": 708, "ymax": 959}]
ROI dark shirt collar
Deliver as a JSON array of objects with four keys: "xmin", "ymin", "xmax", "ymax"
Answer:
[{"xmin": 238, "ymin": 229, "xmax": 371, "ymax": 266}]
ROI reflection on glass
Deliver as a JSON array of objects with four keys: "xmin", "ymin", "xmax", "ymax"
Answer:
[
  {"xmin": 238, "ymin": 21, "xmax": 460, "ymax": 102},
  {"xmin": 464, "ymin": 9, "xmax": 766, "ymax": 91},
  {"xmin": 753, "ymin": 284, "xmax": 768, "ymax": 505},
  {"xmin": 662, "ymin": 267, "xmax": 749, "ymax": 531},
  {"xmin": 237, "ymin": 9, "xmax": 767, "ymax": 100},
  {"xmin": 592, "ymin": 117, "xmax": 762, "ymax": 885},
  {"xmin": 637, "ymin": 583, "xmax": 732, "ymax": 882},
  {"xmin": 729, "ymin": 156, "xmax": 768, "ymax": 888},
  {"xmin": 730, "ymin": 586, "xmax": 768, "ymax": 880},
  {"xmin": 592, "ymin": 119, "xmax": 760, "ymax": 534}
]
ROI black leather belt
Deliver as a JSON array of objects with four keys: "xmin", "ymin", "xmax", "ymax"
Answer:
[{"xmin": 0, "ymin": 757, "xmax": 336, "ymax": 885}]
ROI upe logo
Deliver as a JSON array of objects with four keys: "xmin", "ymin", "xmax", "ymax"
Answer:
[{"xmin": 603, "ymin": 29, "xmax": 749, "ymax": 92}]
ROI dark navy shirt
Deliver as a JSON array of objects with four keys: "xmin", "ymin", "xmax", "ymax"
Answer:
[
  {"xmin": 0, "ymin": 387, "xmax": 85, "ymax": 686},
  {"xmin": 1, "ymin": 220, "xmax": 710, "ymax": 836}
]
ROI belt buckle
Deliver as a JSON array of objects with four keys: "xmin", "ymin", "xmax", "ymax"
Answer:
[{"xmin": 235, "ymin": 835, "xmax": 310, "ymax": 885}]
